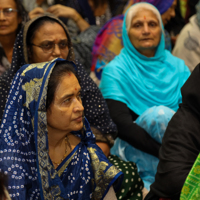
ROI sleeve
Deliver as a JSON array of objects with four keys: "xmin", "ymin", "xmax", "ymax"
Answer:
[
  {"xmin": 106, "ymin": 99, "xmax": 161, "ymax": 158},
  {"xmin": 76, "ymin": 62, "xmax": 117, "ymax": 147}
]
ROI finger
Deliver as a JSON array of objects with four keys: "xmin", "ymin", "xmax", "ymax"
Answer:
[
  {"xmin": 47, "ymin": 5, "xmax": 58, "ymax": 12},
  {"xmin": 32, "ymin": 7, "xmax": 45, "ymax": 13}
]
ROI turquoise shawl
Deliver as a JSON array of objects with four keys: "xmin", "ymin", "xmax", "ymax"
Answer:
[{"xmin": 100, "ymin": 3, "xmax": 191, "ymax": 115}]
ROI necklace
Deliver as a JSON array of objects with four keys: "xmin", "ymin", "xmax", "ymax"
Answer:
[{"xmin": 51, "ymin": 135, "xmax": 72, "ymax": 167}]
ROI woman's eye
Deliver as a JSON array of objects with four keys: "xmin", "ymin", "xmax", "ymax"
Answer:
[
  {"xmin": 134, "ymin": 23, "xmax": 140, "ymax": 28},
  {"xmin": 63, "ymin": 98, "xmax": 70, "ymax": 103},
  {"xmin": 59, "ymin": 42, "xmax": 68, "ymax": 49},
  {"xmin": 149, "ymin": 22, "xmax": 157, "ymax": 27},
  {"xmin": 41, "ymin": 43, "xmax": 53, "ymax": 50}
]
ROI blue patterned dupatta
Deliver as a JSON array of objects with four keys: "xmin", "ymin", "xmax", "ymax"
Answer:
[{"xmin": 0, "ymin": 58, "xmax": 123, "ymax": 200}]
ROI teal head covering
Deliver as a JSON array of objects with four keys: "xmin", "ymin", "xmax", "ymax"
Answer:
[{"xmin": 100, "ymin": 2, "xmax": 190, "ymax": 115}]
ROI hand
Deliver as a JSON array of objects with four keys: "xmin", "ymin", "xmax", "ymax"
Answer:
[
  {"xmin": 96, "ymin": 142, "xmax": 110, "ymax": 157},
  {"xmin": 29, "ymin": 7, "xmax": 45, "ymax": 19},
  {"xmin": 47, "ymin": 4, "xmax": 89, "ymax": 32},
  {"xmin": 47, "ymin": 4, "xmax": 76, "ymax": 19}
]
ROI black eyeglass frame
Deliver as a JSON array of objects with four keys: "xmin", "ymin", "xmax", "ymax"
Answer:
[
  {"xmin": 0, "ymin": 8, "xmax": 18, "ymax": 17},
  {"xmin": 30, "ymin": 41, "xmax": 69, "ymax": 54}
]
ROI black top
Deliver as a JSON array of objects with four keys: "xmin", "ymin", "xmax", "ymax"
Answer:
[
  {"xmin": 106, "ymin": 99, "xmax": 161, "ymax": 158},
  {"xmin": 145, "ymin": 64, "xmax": 200, "ymax": 200}
]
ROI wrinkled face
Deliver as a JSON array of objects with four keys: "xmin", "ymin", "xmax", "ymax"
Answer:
[
  {"xmin": 128, "ymin": 8, "xmax": 161, "ymax": 56},
  {"xmin": 161, "ymin": 0, "xmax": 177, "ymax": 25},
  {"xmin": 29, "ymin": 22, "xmax": 69, "ymax": 63},
  {"xmin": 47, "ymin": 73, "xmax": 84, "ymax": 133},
  {"xmin": 0, "ymin": 0, "xmax": 21, "ymax": 36}
]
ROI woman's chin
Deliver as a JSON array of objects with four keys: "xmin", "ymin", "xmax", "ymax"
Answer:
[{"xmin": 71, "ymin": 122, "xmax": 84, "ymax": 132}]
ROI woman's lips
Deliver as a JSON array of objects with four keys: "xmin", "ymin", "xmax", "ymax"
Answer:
[
  {"xmin": 0, "ymin": 25, "xmax": 7, "ymax": 29},
  {"xmin": 74, "ymin": 116, "xmax": 83, "ymax": 122},
  {"xmin": 140, "ymin": 38, "xmax": 152, "ymax": 41}
]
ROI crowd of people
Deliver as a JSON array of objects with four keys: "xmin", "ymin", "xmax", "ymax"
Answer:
[{"xmin": 0, "ymin": 0, "xmax": 200, "ymax": 199}]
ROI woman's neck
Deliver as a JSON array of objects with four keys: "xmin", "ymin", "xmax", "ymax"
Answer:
[
  {"xmin": 139, "ymin": 49, "xmax": 156, "ymax": 58},
  {"xmin": 0, "ymin": 34, "xmax": 16, "ymax": 63},
  {"xmin": 48, "ymin": 128, "xmax": 68, "ymax": 148},
  {"xmin": 48, "ymin": 129, "xmax": 81, "ymax": 149},
  {"xmin": 48, "ymin": 127, "xmax": 81, "ymax": 169}
]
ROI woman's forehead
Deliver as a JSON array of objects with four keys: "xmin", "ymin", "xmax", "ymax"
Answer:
[
  {"xmin": 132, "ymin": 9, "xmax": 158, "ymax": 22},
  {"xmin": 32, "ymin": 21, "xmax": 68, "ymax": 40}
]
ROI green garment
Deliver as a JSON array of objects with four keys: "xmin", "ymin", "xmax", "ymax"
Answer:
[
  {"xmin": 108, "ymin": 155, "xmax": 144, "ymax": 200},
  {"xmin": 180, "ymin": 153, "xmax": 200, "ymax": 200}
]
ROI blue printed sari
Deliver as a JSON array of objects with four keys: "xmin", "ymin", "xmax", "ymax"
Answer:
[{"xmin": 0, "ymin": 58, "xmax": 123, "ymax": 200}]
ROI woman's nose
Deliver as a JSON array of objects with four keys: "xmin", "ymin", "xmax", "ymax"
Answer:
[
  {"xmin": 73, "ymin": 99, "xmax": 84, "ymax": 112},
  {"xmin": 52, "ymin": 44, "xmax": 61, "ymax": 57},
  {"xmin": 0, "ymin": 11, "xmax": 6, "ymax": 20},
  {"xmin": 143, "ymin": 24, "xmax": 150, "ymax": 34}
]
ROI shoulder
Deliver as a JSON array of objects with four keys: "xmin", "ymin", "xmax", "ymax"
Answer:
[{"xmin": 165, "ymin": 51, "xmax": 189, "ymax": 69}]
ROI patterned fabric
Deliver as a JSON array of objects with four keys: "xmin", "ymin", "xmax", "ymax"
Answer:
[
  {"xmin": 0, "ymin": 58, "xmax": 123, "ymax": 200},
  {"xmin": 111, "ymin": 106, "xmax": 175, "ymax": 190},
  {"xmin": 91, "ymin": 14, "xmax": 124, "ymax": 78},
  {"xmin": 0, "ymin": 0, "xmax": 28, "ymax": 75},
  {"xmin": 0, "ymin": 46, "xmax": 10, "ymax": 76},
  {"xmin": 91, "ymin": 0, "xmax": 174, "ymax": 75},
  {"xmin": 180, "ymin": 153, "xmax": 200, "ymax": 200},
  {"xmin": 99, "ymin": 3, "xmax": 190, "ymax": 116},
  {"xmin": 109, "ymin": 155, "xmax": 144, "ymax": 200},
  {"xmin": 0, "ymin": 29, "xmax": 26, "ymax": 123},
  {"xmin": 0, "ymin": 14, "xmax": 117, "ymax": 147}
]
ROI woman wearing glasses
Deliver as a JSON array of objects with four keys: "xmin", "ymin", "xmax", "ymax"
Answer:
[
  {"xmin": 0, "ymin": 0, "xmax": 28, "ymax": 75},
  {"xmin": 0, "ymin": 14, "xmax": 117, "ymax": 159},
  {"xmin": 0, "ymin": 14, "xmax": 144, "ymax": 199}
]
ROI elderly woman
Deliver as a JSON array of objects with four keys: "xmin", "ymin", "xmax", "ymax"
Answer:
[
  {"xmin": 99, "ymin": 2, "xmax": 190, "ymax": 190},
  {"xmin": 0, "ymin": 0, "xmax": 28, "ymax": 75},
  {"xmin": 0, "ymin": 58, "xmax": 123, "ymax": 199},
  {"xmin": 26, "ymin": 0, "xmax": 129, "ymax": 72},
  {"xmin": 91, "ymin": 0, "xmax": 177, "ymax": 81}
]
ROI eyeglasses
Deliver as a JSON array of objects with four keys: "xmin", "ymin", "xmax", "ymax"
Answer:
[
  {"xmin": 0, "ymin": 8, "xmax": 18, "ymax": 17},
  {"xmin": 31, "ymin": 40, "xmax": 69, "ymax": 53}
]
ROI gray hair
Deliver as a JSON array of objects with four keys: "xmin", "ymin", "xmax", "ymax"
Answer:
[{"xmin": 126, "ymin": 3, "xmax": 163, "ymax": 32}]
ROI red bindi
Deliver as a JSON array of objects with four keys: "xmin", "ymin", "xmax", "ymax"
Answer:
[
  {"xmin": 144, "ymin": 16, "xmax": 146, "ymax": 20},
  {"xmin": 75, "ymin": 88, "xmax": 77, "ymax": 90}
]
